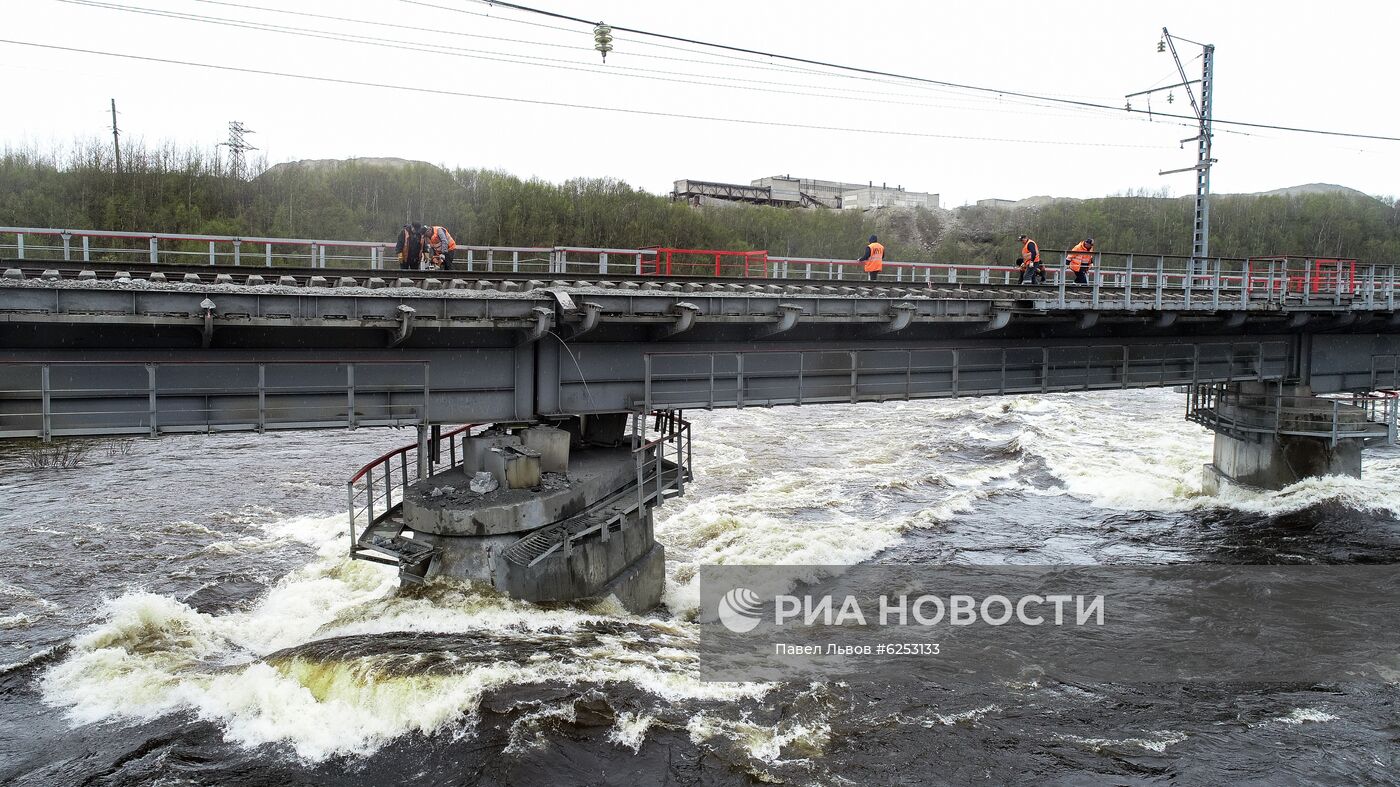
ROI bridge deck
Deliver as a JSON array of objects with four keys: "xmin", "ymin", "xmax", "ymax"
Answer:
[{"xmin": 1, "ymin": 259, "xmax": 1396, "ymax": 440}]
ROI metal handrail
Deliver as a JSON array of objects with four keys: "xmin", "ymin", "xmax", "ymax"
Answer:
[
  {"xmin": 1186, "ymin": 383, "xmax": 1397, "ymax": 446},
  {"xmin": 5, "ymin": 226, "xmax": 1399, "ymax": 301},
  {"xmin": 346, "ymin": 423, "xmax": 479, "ymax": 555}
]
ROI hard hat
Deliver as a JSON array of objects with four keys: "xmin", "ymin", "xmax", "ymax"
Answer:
[
  {"xmin": 1086, "ymin": 237, "xmax": 1094, "ymax": 244},
  {"xmin": 869, "ymin": 234, "xmax": 878, "ymax": 243}
]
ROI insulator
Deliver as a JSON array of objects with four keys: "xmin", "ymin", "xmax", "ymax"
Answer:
[
  {"xmin": 1157, "ymin": 38, "xmax": 1166, "ymax": 53},
  {"xmin": 594, "ymin": 23, "xmax": 613, "ymax": 61},
  {"xmin": 1167, "ymin": 91, "xmax": 1175, "ymax": 104},
  {"xmin": 1124, "ymin": 99, "xmax": 1132, "ymax": 111}
]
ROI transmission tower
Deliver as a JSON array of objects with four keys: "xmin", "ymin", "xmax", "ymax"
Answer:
[
  {"xmin": 217, "ymin": 121, "xmax": 258, "ymax": 178},
  {"xmin": 1127, "ymin": 28, "xmax": 1215, "ymax": 264}
]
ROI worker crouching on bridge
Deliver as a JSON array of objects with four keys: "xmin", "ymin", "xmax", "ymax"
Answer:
[
  {"xmin": 395, "ymin": 222, "xmax": 426, "ymax": 270},
  {"xmin": 1017, "ymin": 234, "xmax": 1046, "ymax": 285},
  {"xmin": 1066, "ymin": 237, "xmax": 1095, "ymax": 285},
  {"xmin": 859, "ymin": 234, "xmax": 885, "ymax": 281},
  {"xmin": 422, "ymin": 224, "xmax": 458, "ymax": 270}
]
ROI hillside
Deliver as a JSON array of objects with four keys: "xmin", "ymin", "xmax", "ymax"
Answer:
[{"xmin": 2, "ymin": 143, "xmax": 1397, "ymax": 264}]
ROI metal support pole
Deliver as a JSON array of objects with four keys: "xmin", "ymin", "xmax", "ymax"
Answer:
[
  {"xmin": 417, "ymin": 423, "xmax": 430, "ymax": 480},
  {"xmin": 265, "ymin": 244, "xmax": 272, "ymax": 267},
  {"xmin": 233, "ymin": 240, "xmax": 242, "ymax": 266},
  {"xmin": 1155, "ymin": 256, "xmax": 1164, "ymax": 309},
  {"xmin": 149, "ymin": 237, "xmax": 158, "ymax": 264},
  {"xmin": 147, "ymin": 363, "xmax": 158, "ymax": 437},
  {"xmin": 82, "ymin": 236, "xmax": 90, "ymax": 261},
  {"xmin": 1090, "ymin": 253, "xmax": 1101, "ymax": 309},
  {"xmin": 1124, "ymin": 255, "xmax": 1133, "ymax": 308},
  {"xmin": 40, "ymin": 365, "xmax": 51, "ymax": 442},
  {"xmin": 347, "ymin": 483, "xmax": 358, "ymax": 554},
  {"xmin": 346, "ymin": 364, "xmax": 356, "ymax": 430},
  {"xmin": 16, "ymin": 233, "xmax": 23, "ymax": 259},
  {"xmin": 62, "ymin": 233, "xmax": 71, "ymax": 261},
  {"xmin": 1211, "ymin": 258, "xmax": 1221, "ymax": 310},
  {"xmin": 209, "ymin": 240, "xmax": 216, "ymax": 266}
]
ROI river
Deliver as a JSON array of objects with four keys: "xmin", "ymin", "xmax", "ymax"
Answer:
[{"xmin": 1, "ymin": 389, "xmax": 1397, "ymax": 784}]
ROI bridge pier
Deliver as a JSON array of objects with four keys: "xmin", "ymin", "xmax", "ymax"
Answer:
[
  {"xmin": 1195, "ymin": 382, "xmax": 1378, "ymax": 493},
  {"xmin": 353, "ymin": 414, "xmax": 689, "ymax": 612}
]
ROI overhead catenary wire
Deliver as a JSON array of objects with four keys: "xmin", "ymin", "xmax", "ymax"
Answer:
[
  {"xmin": 460, "ymin": 0, "xmax": 1400, "ymax": 143},
  {"xmin": 62, "ymin": 0, "xmax": 1264, "ymax": 141},
  {"xmin": 0, "ymin": 38, "xmax": 1175, "ymax": 150},
  {"xmin": 50, "ymin": 0, "xmax": 1199, "ymax": 131},
  {"xmin": 183, "ymin": 0, "xmax": 1169, "ymax": 118}
]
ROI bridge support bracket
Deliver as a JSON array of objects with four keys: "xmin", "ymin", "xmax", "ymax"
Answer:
[
  {"xmin": 1077, "ymin": 312, "xmax": 1099, "ymax": 330},
  {"xmin": 522, "ymin": 306, "xmax": 555, "ymax": 343},
  {"xmin": 388, "ymin": 305, "xmax": 416, "ymax": 348},
  {"xmin": 199, "ymin": 298, "xmax": 216, "ymax": 349},
  {"xmin": 876, "ymin": 302, "xmax": 917, "ymax": 335},
  {"xmin": 659, "ymin": 302, "xmax": 701, "ymax": 340},
  {"xmin": 758, "ymin": 303, "xmax": 804, "ymax": 338},
  {"xmin": 979, "ymin": 310, "xmax": 1012, "ymax": 332},
  {"xmin": 1154, "ymin": 312, "xmax": 1178, "ymax": 329},
  {"xmin": 568, "ymin": 301, "xmax": 606, "ymax": 340}
]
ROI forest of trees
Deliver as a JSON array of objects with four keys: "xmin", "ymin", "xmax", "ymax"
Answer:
[{"xmin": 4, "ymin": 139, "xmax": 1399, "ymax": 265}]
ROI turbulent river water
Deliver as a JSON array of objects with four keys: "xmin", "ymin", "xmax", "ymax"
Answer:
[{"xmin": 1, "ymin": 390, "xmax": 1397, "ymax": 785}]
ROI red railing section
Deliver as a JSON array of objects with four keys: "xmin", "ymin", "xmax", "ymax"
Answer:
[{"xmin": 640, "ymin": 247, "xmax": 769, "ymax": 277}]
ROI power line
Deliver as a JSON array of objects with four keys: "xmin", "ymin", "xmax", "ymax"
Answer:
[
  {"xmin": 0, "ymin": 38, "xmax": 1170, "ymax": 150},
  {"xmin": 54, "ymin": 0, "xmax": 1186, "ymax": 130},
  {"xmin": 464, "ymin": 0, "xmax": 1400, "ymax": 143}
]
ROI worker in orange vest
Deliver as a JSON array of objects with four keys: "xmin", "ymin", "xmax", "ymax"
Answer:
[
  {"xmin": 421, "ymin": 225, "xmax": 458, "ymax": 270},
  {"xmin": 1016, "ymin": 234, "xmax": 1045, "ymax": 285},
  {"xmin": 1065, "ymin": 237, "xmax": 1095, "ymax": 284},
  {"xmin": 858, "ymin": 234, "xmax": 884, "ymax": 281}
]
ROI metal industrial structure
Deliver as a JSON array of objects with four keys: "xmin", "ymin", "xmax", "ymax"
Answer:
[
  {"xmin": 217, "ymin": 121, "xmax": 258, "ymax": 179},
  {"xmin": 1129, "ymin": 28, "xmax": 1215, "ymax": 263},
  {"xmin": 2, "ymin": 225, "xmax": 1396, "ymax": 603},
  {"xmin": 672, "ymin": 176, "xmax": 938, "ymax": 210}
]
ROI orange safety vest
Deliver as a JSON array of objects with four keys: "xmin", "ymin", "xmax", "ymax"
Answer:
[
  {"xmin": 1067, "ymin": 241, "xmax": 1093, "ymax": 272},
  {"xmin": 864, "ymin": 241, "xmax": 885, "ymax": 272},
  {"xmin": 428, "ymin": 226, "xmax": 457, "ymax": 253},
  {"xmin": 1021, "ymin": 237, "xmax": 1040, "ymax": 265}
]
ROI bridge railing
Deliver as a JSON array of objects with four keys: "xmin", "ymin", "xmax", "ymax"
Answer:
[
  {"xmin": 0, "ymin": 226, "xmax": 659, "ymax": 274},
  {"xmin": 3, "ymin": 226, "xmax": 1398, "ymax": 307},
  {"xmin": 346, "ymin": 423, "xmax": 478, "ymax": 554},
  {"xmin": 1186, "ymin": 382, "xmax": 1397, "ymax": 446},
  {"xmin": 0, "ymin": 360, "xmax": 430, "ymax": 441},
  {"xmin": 631, "ymin": 409, "xmax": 692, "ymax": 520}
]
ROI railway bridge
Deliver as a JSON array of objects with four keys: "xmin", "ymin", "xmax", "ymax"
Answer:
[{"xmin": 2, "ymin": 226, "xmax": 1397, "ymax": 609}]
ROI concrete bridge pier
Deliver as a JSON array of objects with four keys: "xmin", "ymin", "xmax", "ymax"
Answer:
[
  {"xmin": 1199, "ymin": 382, "xmax": 1371, "ymax": 493},
  {"xmin": 382, "ymin": 413, "xmax": 689, "ymax": 612}
]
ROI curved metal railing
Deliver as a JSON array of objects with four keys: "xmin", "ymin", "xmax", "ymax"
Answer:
[{"xmin": 345, "ymin": 424, "xmax": 479, "ymax": 556}]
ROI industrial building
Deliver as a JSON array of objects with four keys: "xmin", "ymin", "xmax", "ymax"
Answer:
[{"xmin": 672, "ymin": 175, "xmax": 939, "ymax": 210}]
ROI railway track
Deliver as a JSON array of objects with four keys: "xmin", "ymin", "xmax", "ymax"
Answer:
[{"xmin": 0, "ymin": 257, "xmax": 1095, "ymax": 298}]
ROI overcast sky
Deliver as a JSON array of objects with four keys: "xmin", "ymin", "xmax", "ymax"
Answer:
[{"xmin": 3, "ymin": 0, "xmax": 1398, "ymax": 207}]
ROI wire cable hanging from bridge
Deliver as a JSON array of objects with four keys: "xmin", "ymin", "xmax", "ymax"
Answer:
[
  {"xmin": 0, "ymin": 38, "xmax": 1171, "ymax": 149},
  {"xmin": 459, "ymin": 0, "xmax": 1400, "ymax": 144}
]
